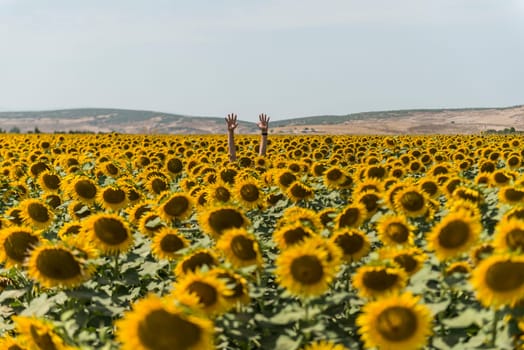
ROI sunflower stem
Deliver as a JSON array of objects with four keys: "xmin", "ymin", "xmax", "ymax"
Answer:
[
  {"xmin": 491, "ymin": 308, "xmax": 499, "ymax": 347},
  {"xmin": 113, "ymin": 253, "xmax": 120, "ymax": 279}
]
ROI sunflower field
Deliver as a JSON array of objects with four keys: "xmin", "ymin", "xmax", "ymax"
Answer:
[{"xmin": 2, "ymin": 133, "xmax": 524, "ymax": 349}]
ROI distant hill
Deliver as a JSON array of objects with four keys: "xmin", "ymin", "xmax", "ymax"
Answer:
[{"xmin": 1, "ymin": 105, "xmax": 523, "ymax": 134}]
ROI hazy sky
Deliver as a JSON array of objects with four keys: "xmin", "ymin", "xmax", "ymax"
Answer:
[{"xmin": 1, "ymin": 0, "xmax": 523, "ymax": 120}]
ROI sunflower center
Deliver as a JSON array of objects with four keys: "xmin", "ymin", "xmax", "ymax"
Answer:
[
  {"xmin": 437, "ymin": 220, "xmax": 470, "ymax": 249},
  {"xmin": 230, "ymin": 235, "xmax": 257, "ymax": 260},
  {"xmin": 215, "ymin": 187, "xmax": 231, "ymax": 202},
  {"xmin": 30, "ymin": 325, "xmax": 57, "ymax": 350},
  {"xmin": 42, "ymin": 174, "xmax": 61, "ymax": 190},
  {"xmin": 138, "ymin": 309, "xmax": 201, "ymax": 350},
  {"xmin": 74, "ymin": 180, "xmax": 97, "ymax": 199},
  {"xmin": 485, "ymin": 261, "xmax": 524, "ymax": 292},
  {"xmin": 326, "ymin": 169, "xmax": 343, "ymax": 181},
  {"xmin": 494, "ymin": 172, "xmax": 510, "ymax": 184},
  {"xmin": 27, "ymin": 202, "xmax": 50, "ymax": 223},
  {"xmin": 338, "ymin": 207, "xmax": 361, "ymax": 227},
  {"xmin": 167, "ymin": 158, "xmax": 183, "ymax": 174},
  {"xmin": 504, "ymin": 188, "xmax": 524, "ymax": 202},
  {"xmin": 187, "ymin": 281, "xmax": 218, "ymax": 307},
  {"xmin": 290, "ymin": 255, "xmax": 324, "ymax": 285},
  {"xmin": 421, "ymin": 181, "xmax": 438, "ymax": 196},
  {"xmin": 360, "ymin": 193, "xmax": 380, "ymax": 213},
  {"xmin": 376, "ymin": 306, "xmax": 418, "ymax": 341},
  {"xmin": 362, "ymin": 269, "xmax": 399, "ymax": 291},
  {"xmin": 64, "ymin": 225, "xmax": 81, "ymax": 236},
  {"xmin": 151, "ymin": 178, "xmax": 168, "ymax": 194},
  {"xmin": 394, "ymin": 254, "xmax": 418, "ymax": 273},
  {"xmin": 335, "ymin": 233, "xmax": 364, "ymax": 255},
  {"xmin": 163, "ymin": 196, "xmax": 190, "ymax": 217},
  {"xmin": 216, "ymin": 273, "xmax": 245, "ymax": 299},
  {"xmin": 102, "ymin": 188, "xmax": 126, "ymax": 204},
  {"xmin": 72, "ymin": 203, "xmax": 91, "ymax": 218},
  {"xmin": 93, "ymin": 218, "xmax": 129, "ymax": 245},
  {"xmin": 505, "ymin": 228, "xmax": 524, "ymax": 251},
  {"xmin": 240, "ymin": 184, "xmax": 259, "ymax": 202},
  {"xmin": 46, "ymin": 195, "xmax": 61, "ymax": 209},
  {"xmin": 36, "ymin": 248, "xmax": 82, "ymax": 280},
  {"xmin": 386, "ymin": 223, "xmax": 409, "ymax": 243},
  {"xmin": 208, "ymin": 209, "xmax": 245, "ymax": 235},
  {"xmin": 283, "ymin": 227, "xmax": 311, "ymax": 246},
  {"xmin": 181, "ymin": 252, "xmax": 217, "ymax": 274},
  {"xmin": 8, "ymin": 345, "xmax": 24, "ymax": 350},
  {"xmin": 4, "ymin": 231, "xmax": 39, "ymax": 263},
  {"xmin": 105, "ymin": 163, "xmax": 119, "ymax": 175},
  {"xmin": 400, "ymin": 191, "xmax": 425, "ymax": 212},
  {"xmin": 160, "ymin": 234, "xmax": 185, "ymax": 253},
  {"xmin": 279, "ymin": 172, "xmax": 296, "ymax": 187},
  {"xmin": 290, "ymin": 183, "xmax": 312, "ymax": 199}
]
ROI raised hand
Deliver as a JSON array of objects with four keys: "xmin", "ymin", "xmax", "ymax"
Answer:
[
  {"xmin": 258, "ymin": 113, "xmax": 270, "ymax": 132},
  {"xmin": 225, "ymin": 113, "xmax": 238, "ymax": 132}
]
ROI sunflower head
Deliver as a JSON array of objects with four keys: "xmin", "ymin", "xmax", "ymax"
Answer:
[
  {"xmin": 273, "ymin": 223, "xmax": 317, "ymax": 250},
  {"xmin": 275, "ymin": 239, "xmax": 338, "ymax": 299},
  {"xmin": 198, "ymin": 205, "xmax": 250, "ymax": 238},
  {"xmin": 378, "ymin": 247, "xmax": 426, "ymax": 276},
  {"xmin": 12, "ymin": 316, "xmax": 70, "ymax": 350},
  {"xmin": 334, "ymin": 203, "xmax": 366, "ymax": 230},
  {"xmin": 286, "ymin": 181, "xmax": 314, "ymax": 202},
  {"xmin": 427, "ymin": 210, "xmax": 482, "ymax": 261},
  {"xmin": 216, "ymin": 228, "xmax": 263, "ymax": 268},
  {"xmin": 97, "ymin": 185, "xmax": 129, "ymax": 211},
  {"xmin": 393, "ymin": 186, "xmax": 428, "ymax": 217},
  {"xmin": 376, "ymin": 214, "xmax": 414, "ymax": 246},
  {"xmin": 151, "ymin": 227, "xmax": 189, "ymax": 261},
  {"xmin": 493, "ymin": 219, "xmax": 524, "ymax": 253},
  {"xmin": 352, "ymin": 264, "xmax": 408, "ymax": 299},
  {"xmin": 158, "ymin": 193, "xmax": 194, "ymax": 221},
  {"xmin": 115, "ymin": 294, "xmax": 214, "ymax": 350},
  {"xmin": 357, "ymin": 292, "xmax": 432, "ymax": 350},
  {"xmin": 330, "ymin": 228, "xmax": 370, "ymax": 263},
  {"xmin": 174, "ymin": 249, "xmax": 219, "ymax": 277},
  {"xmin": 470, "ymin": 254, "xmax": 524, "ymax": 308},
  {"xmin": 82, "ymin": 213, "xmax": 134, "ymax": 255},
  {"xmin": 0, "ymin": 226, "xmax": 41, "ymax": 268}
]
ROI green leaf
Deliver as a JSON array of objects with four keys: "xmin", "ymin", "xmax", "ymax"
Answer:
[{"xmin": 275, "ymin": 335, "xmax": 302, "ymax": 350}]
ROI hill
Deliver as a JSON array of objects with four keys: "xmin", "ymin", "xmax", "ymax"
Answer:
[{"xmin": 0, "ymin": 105, "xmax": 523, "ymax": 134}]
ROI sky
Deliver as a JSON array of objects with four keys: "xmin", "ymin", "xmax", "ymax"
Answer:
[{"xmin": 0, "ymin": 0, "xmax": 523, "ymax": 121}]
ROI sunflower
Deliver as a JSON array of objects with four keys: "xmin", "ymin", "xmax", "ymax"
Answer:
[
  {"xmin": 68, "ymin": 201, "xmax": 92, "ymax": 221},
  {"xmin": 379, "ymin": 247, "xmax": 426, "ymax": 277},
  {"xmin": 67, "ymin": 175, "xmax": 98, "ymax": 204},
  {"xmin": 4, "ymin": 207, "xmax": 24, "ymax": 226},
  {"xmin": 323, "ymin": 166, "xmax": 348, "ymax": 188},
  {"xmin": 145, "ymin": 175, "xmax": 169, "ymax": 195},
  {"xmin": 172, "ymin": 270, "xmax": 230, "ymax": 316},
  {"xmin": 427, "ymin": 210, "xmax": 482, "ymax": 261},
  {"xmin": 385, "ymin": 181, "xmax": 408, "ymax": 210},
  {"xmin": 216, "ymin": 228, "xmax": 263, "ymax": 269},
  {"xmin": 275, "ymin": 239, "xmax": 338, "ymax": 299},
  {"xmin": 470, "ymin": 242, "xmax": 495, "ymax": 266},
  {"xmin": 126, "ymin": 201, "xmax": 154, "ymax": 225},
  {"xmin": 44, "ymin": 193, "xmax": 62, "ymax": 210},
  {"xmin": 0, "ymin": 335, "xmax": 26, "ymax": 350},
  {"xmin": 393, "ymin": 186, "xmax": 428, "ymax": 218},
  {"xmin": 174, "ymin": 249, "xmax": 219, "ymax": 277},
  {"xmin": 286, "ymin": 181, "xmax": 314, "ymax": 202},
  {"xmin": 37, "ymin": 170, "xmax": 62, "ymax": 193},
  {"xmin": 232, "ymin": 178, "xmax": 264, "ymax": 209},
  {"xmin": 452, "ymin": 186, "xmax": 482, "ymax": 205},
  {"xmin": 150, "ymin": 227, "xmax": 189, "ymax": 261},
  {"xmin": 12, "ymin": 315, "xmax": 73, "ymax": 350},
  {"xmin": 301, "ymin": 340, "xmax": 349, "ymax": 350},
  {"xmin": 18, "ymin": 199, "xmax": 54, "ymax": 229},
  {"xmin": 81, "ymin": 213, "xmax": 133, "ymax": 255},
  {"xmin": 278, "ymin": 206, "xmax": 323, "ymax": 232},
  {"xmin": 493, "ymin": 219, "xmax": 524, "ymax": 253},
  {"xmin": 357, "ymin": 292, "xmax": 432, "ymax": 350},
  {"xmin": 445, "ymin": 261, "xmax": 471, "ymax": 276},
  {"xmin": 158, "ymin": 192, "xmax": 193, "ymax": 221},
  {"xmin": 318, "ymin": 208, "xmax": 337, "ymax": 229},
  {"xmin": 26, "ymin": 242, "xmax": 93, "ymax": 289},
  {"xmin": 210, "ymin": 267, "xmax": 250, "ymax": 307},
  {"xmin": 470, "ymin": 253, "xmax": 524, "ymax": 308},
  {"xmin": 57, "ymin": 221, "xmax": 83, "ymax": 240},
  {"xmin": 334, "ymin": 203, "xmax": 366, "ymax": 230},
  {"xmin": 97, "ymin": 185, "xmax": 128, "ymax": 211},
  {"xmin": 353, "ymin": 178, "xmax": 384, "ymax": 196},
  {"xmin": 0, "ymin": 226, "xmax": 41, "ymax": 268},
  {"xmin": 115, "ymin": 294, "xmax": 214, "ymax": 350},
  {"xmin": 376, "ymin": 214, "xmax": 415, "ymax": 247},
  {"xmin": 499, "ymin": 186, "xmax": 524, "ymax": 205},
  {"xmin": 491, "ymin": 169, "xmax": 517, "ymax": 187},
  {"xmin": 198, "ymin": 205, "xmax": 250, "ymax": 238},
  {"xmin": 273, "ymin": 223, "xmax": 317, "ymax": 250},
  {"xmin": 355, "ymin": 190, "xmax": 382, "ymax": 219},
  {"xmin": 330, "ymin": 228, "xmax": 370, "ymax": 263},
  {"xmin": 205, "ymin": 182, "xmax": 233, "ymax": 204},
  {"xmin": 352, "ymin": 264, "xmax": 408, "ymax": 299},
  {"xmin": 138, "ymin": 212, "xmax": 166, "ymax": 237}
]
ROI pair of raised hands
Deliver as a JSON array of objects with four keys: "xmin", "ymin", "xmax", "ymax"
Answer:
[{"xmin": 225, "ymin": 114, "xmax": 270, "ymax": 132}]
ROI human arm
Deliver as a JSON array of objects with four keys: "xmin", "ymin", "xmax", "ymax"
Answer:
[
  {"xmin": 258, "ymin": 113, "xmax": 270, "ymax": 156},
  {"xmin": 225, "ymin": 113, "xmax": 238, "ymax": 162}
]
